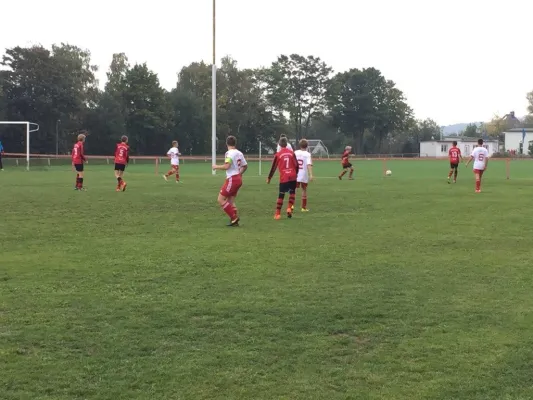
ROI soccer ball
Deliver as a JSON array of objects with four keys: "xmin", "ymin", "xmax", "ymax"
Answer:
[{"xmin": 385, "ymin": 170, "xmax": 392, "ymax": 176}]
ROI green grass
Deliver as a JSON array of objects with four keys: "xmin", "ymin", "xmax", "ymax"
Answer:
[{"xmin": 2, "ymin": 158, "xmax": 533, "ymax": 399}]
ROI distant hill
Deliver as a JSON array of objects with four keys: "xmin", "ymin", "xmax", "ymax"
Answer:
[{"xmin": 441, "ymin": 123, "xmax": 481, "ymax": 135}]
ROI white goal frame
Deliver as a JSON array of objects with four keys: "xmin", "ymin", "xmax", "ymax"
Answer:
[{"xmin": 0, "ymin": 121, "xmax": 40, "ymax": 170}]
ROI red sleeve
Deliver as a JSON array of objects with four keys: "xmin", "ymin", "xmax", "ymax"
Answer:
[
  {"xmin": 114, "ymin": 144, "xmax": 119, "ymax": 158},
  {"xmin": 268, "ymin": 154, "xmax": 278, "ymax": 180},
  {"xmin": 126, "ymin": 146, "xmax": 130, "ymax": 163},
  {"xmin": 80, "ymin": 143, "xmax": 86, "ymax": 161}
]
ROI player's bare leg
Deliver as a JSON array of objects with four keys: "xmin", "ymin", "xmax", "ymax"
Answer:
[
  {"xmin": 348, "ymin": 167, "xmax": 354, "ymax": 180},
  {"xmin": 218, "ymin": 193, "xmax": 239, "ymax": 226},
  {"xmin": 447, "ymin": 168, "xmax": 454, "ymax": 183},
  {"xmin": 453, "ymin": 167, "xmax": 458, "ymax": 183},
  {"xmin": 175, "ymin": 166, "xmax": 180, "ymax": 183}
]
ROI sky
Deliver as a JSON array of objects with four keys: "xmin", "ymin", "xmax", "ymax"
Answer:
[{"xmin": 1, "ymin": 0, "xmax": 532, "ymax": 126}]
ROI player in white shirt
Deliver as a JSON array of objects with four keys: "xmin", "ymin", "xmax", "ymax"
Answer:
[
  {"xmin": 465, "ymin": 138, "xmax": 489, "ymax": 193},
  {"xmin": 294, "ymin": 139, "xmax": 314, "ymax": 212},
  {"xmin": 163, "ymin": 140, "xmax": 182, "ymax": 183},
  {"xmin": 212, "ymin": 135, "xmax": 248, "ymax": 226},
  {"xmin": 276, "ymin": 134, "xmax": 293, "ymax": 153}
]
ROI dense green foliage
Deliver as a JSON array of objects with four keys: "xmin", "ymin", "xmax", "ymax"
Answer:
[{"xmin": 0, "ymin": 45, "xmax": 443, "ymax": 156}]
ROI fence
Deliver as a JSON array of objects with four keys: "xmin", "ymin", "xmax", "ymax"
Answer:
[{"xmin": 2, "ymin": 152, "xmax": 527, "ymax": 179}]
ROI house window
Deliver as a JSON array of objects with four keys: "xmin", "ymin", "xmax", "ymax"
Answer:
[
  {"xmin": 441, "ymin": 144, "xmax": 448, "ymax": 152},
  {"xmin": 465, "ymin": 145, "xmax": 470, "ymax": 153}
]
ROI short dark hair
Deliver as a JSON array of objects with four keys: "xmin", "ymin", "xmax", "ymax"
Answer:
[
  {"xmin": 452, "ymin": 141, "xmax": 457, "ymax": 146},
  {"xmin": 279, "ymin": 137, "xmax": 288, "ymax": 148},
  {"xmin": 280, "ymin": 134, "xmax": 287, "ymax": 138},
  {"xmin": 299, "ymin": 139, "xmax": 308, "ymax": 149},
  {"xmin": 121, "ymin": 135, "xmax": 128, "ymax": 143},
  {"xmin": 478, "ymin": 138, "xmax": 484, "ymax": 145},
  {"xmin": 226, "ymin": 136, "xmax": 236, "ymax": 147}
]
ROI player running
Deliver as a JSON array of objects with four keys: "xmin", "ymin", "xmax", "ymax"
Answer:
[
  {"xmin": 465, "ymin": 138, "xmax": 489, "ymax": 193},
  {"xmin": 114, "ymin": 135, "xmax": 130, "ymax": 192},
  {"xmin": 339, "ymin": 146, "xmax": 354, "ymax": 180},
  {"xmin": 212, "ymin": 136, "xmax": 248, "ymax": 227},
  {"xmin": 267, "ymin": 137, "xmax": 299, "ymax": 220},
  {"xmin": 294, "ymin": 139, "xmax": 314, "ymax": 212},
  {"xmin": 447, "ymin": 141, "xmax": 463, "ymax": 183},
  {"xmin": 276, "ymin": 134, "xmax": 293, "ymax": 152},
  {"xmin": 72, "ymin": 133, "xmax": 87, "ymax": 191},
  {"xmin": 163, "ymin": 141, "xmax": 181, "ymax": 183}
]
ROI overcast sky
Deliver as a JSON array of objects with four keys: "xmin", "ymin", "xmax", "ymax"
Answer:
[{"xmin": 1, "ymin": 0, "xmax": 531, "ymax": 125}]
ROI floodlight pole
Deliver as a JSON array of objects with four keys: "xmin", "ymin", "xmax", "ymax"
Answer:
[
  {"xmin": 211, "ymin": 0, "xmax": 217, "ymax": 175},
  {"xmin": 56, "ymin": 119, "xmax": 61, "ymax": 156}
]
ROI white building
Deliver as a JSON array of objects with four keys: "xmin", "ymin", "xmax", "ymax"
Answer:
[
  {"xmin": 420, "ymin": 139, "xmax": 499, "ymax": 157},
  {"xmin": 504, "ymin": 128, "xmax": 533, "ymax": 154}
]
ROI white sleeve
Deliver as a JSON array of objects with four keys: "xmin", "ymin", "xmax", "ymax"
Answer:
[
  {"xmin": 240, "ymin": 154, "xmax": 248, "ymax": 166},
  {"xmin": 308, "ymin": 153, "xmax": 313, "ymax": 165},
  {"xmin": 167, "ymin": 148, "xmax": 172, "ymax": 156}
]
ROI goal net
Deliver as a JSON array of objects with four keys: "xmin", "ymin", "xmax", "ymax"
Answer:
[
  {"xmin": 306, "ymin": 139, "xmax": 330, "ymax": 158},
  {"xmin": 0, "ymin": 121, "xmax": 40, "ymax": 170}
]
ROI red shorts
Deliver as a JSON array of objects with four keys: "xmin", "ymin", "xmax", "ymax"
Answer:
[
  {"xmin": 296, "ymin": 182, "xmax": 308, "ymax": 189},
  {"xmin": 473, "ymin": 169, "xmax": 485, "ymax": 176},
  {"xmin": 171, "ymin": 164, "xmax": 179, "ymax": 170},
  {"xmin": 220, "ymin": 174, "xmax": 242, "ymax": 197}
]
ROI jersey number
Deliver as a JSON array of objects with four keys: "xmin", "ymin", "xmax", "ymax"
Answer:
[
  {"xmin": 298, "ymin": 159, "xmax": 304, "ymax": 168},
  {"xmin": 73, "ymin": 148, "xmax": 79, "ymax": 157},
  {"xmin": 284, "ymin": 157, "xmax": 290, "ymax": 169},
  {"xmin": 478, "ymin": 154, "xmax": 484, "ymax": 161},
  {"xmin": 237, "ymin": 159, "xmax": 242, "ymax": 167},
  {"xmin": 119, "ymin": 149, "xmax": 125, "ymax": 157}
]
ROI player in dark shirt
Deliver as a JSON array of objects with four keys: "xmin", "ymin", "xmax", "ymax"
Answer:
[{"xmin": 267, "ymin": 137, "xmax": 299, "ymax": 219}]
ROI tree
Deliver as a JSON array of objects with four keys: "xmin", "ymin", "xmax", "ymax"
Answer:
[
  {"xmin": 372, "ymin": 80, "xmax": 413, "ymax": 153},
  {"xmin": 123, "ymin": 63, "xmax": 171, "ymax": 154},
  {"xmin": 327, "ymin": 68, "xmax": 388, "ymax": 154},
  {"xmin": 0, "ymin": 44, "xmax": 97, "ymax": 153},
  {"xmin": 462, "ymin": 123, "xmax": 478, "ymax": 137},
  {"xmin": 263, "ymin": 54, "xmax": 332, "ymax": 140},
  {"xmin": 527, "ymin": 90, "xmax": 533, "ymax": 114}
]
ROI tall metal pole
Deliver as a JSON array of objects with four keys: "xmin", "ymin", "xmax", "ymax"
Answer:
[
  {"xmin": 56, "ymin": 119, "xmax": 61, "ymax": 156},
  {"xmin": 211, "ymin": 0, "xmax": 217, "ymax": 175}
]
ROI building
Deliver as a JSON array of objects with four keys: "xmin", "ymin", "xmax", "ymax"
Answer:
[
  {"xmin": 420, "ymin": 138, "xmax": 499, "ymax": 157},
  {"xmin": 503, "ymin": 128, "xmax": 533, "ymax": 155}
]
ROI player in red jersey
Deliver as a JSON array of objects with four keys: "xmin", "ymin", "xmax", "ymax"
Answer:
[
  {"xmin": 447, "ymin": 141, "xmax": 463, "ymax": 184},
  {"xmin": 339, "ymin": 146, "xmax": 354, "ymax": 180},
  {"xmin": 114, "ymin": 135, "xmax": 130, "ymax": 191},
  {"xmin": 72, "ymin": 133, "xmax": 87, "ymax": 191},
  {"xmin": 267, "ymin": 137, "xmax": 299, "ymax": 220}
]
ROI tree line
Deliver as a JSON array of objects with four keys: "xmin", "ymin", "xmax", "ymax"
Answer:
[{"xmin": 0, "ymin": 44, "xmax": 531, "ymax": 156}]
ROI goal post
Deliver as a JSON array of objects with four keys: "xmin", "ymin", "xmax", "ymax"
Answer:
[{"xmin": 0, "ymin": 121, "xmax": 40, "ymax": 170}]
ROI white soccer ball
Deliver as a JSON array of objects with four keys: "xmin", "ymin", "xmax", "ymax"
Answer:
[{"xmin": 385, "ymin": 170, "xmax": 392, "ymax": 176}]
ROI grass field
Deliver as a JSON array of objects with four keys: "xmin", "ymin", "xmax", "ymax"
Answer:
[{"xmin": 2, "ymin": 158, "xmax": 533, "ymax": 400}]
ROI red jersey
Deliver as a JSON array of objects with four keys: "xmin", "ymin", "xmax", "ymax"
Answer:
[
  {"xmin": 448, "ymin": 146, "xmax": 461, "ymax": 163},
  {"xmin": 341, "ymin": 150, "xmax": 350, "ymax": 166},
  {"xmin": 268, "ymin": 148, "xmax": 299, "ymax": 183},
  {"xmin": 114, "ymin": 143, "xmax": 130, "ymax": 164},
  {"xmin": 72, "ymin": 142, "xmax": 85, "ymax": 164}
]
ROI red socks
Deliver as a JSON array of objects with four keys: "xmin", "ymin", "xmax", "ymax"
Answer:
[
  {"xmin": 222, "ymin": 202, "xmax": 237, "ymax": 219},
  {"xmin": 302, "ymin": 195, "xmax": 307, "ymax": 209}
]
